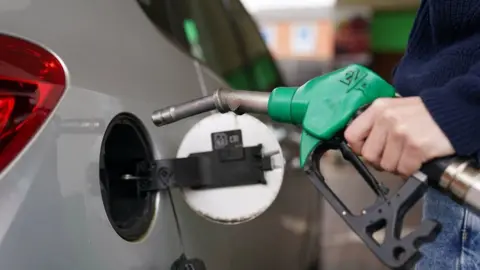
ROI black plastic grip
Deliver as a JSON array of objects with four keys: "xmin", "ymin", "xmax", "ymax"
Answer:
[
  {"xmin": 304, "ymin": 139, "xmax": 441, "ymax": 269},
  {"xmin": 420, "ymin": 156, "xmax": 456, "ymax": 185}
]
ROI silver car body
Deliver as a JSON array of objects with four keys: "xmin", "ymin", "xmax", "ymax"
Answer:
[{"xmin": 0, "ymin": 0, "xmax": 321, "ymax": 269}]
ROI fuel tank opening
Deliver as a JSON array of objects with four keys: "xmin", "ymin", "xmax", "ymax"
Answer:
[{"xmin": 99, "ymin": 113, "xmax": 156, "ymax": 242}]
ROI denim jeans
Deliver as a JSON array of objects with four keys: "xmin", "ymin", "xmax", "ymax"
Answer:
[{"xmin": 415, "ymin": 188, "xmax": 480, "ymax": 270}]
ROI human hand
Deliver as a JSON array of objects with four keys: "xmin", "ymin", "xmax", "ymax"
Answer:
[{"xmin": 344, "ymin": 97, "xmax": 455, "ymax": 177}]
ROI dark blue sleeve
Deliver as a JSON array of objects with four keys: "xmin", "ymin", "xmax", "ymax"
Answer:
[
  {"xmin": 419, "ymin": 59, "xmax": 480, "ymax": 161},
  {"xmin": 427, "ymin": 0, "xmax": 480, "ymax": 42}
]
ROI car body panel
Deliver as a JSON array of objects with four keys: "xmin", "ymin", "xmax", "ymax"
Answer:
[
  {"xmin": 0, "ymin": 0, "xmax": 321, "ymax": 269},
  {"xmin": 0, "ymin": 0, "xmax": 201, "ymax": 269}
]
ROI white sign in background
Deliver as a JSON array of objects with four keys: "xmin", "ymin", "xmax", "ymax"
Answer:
[
  {"xmin": 260, "ymin": 25, "xmax": 277, "ymax": 50},
  {"xmin": 290, "ymin": 24, "xmax": 317, "ymax": 55}
]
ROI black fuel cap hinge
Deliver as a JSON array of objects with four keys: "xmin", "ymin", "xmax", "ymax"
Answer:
[
  {"xmin": 122, "ymin": 129, "xmax": 274, "ymax": 192},
  {"xmin": 171, "ymin": 254, "xmax": 206, "ymax": 270}
]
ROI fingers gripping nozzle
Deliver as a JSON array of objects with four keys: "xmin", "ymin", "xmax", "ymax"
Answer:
[{"xmin": 151, "ymin": 89, "xmax": 270, "ymax": 126}]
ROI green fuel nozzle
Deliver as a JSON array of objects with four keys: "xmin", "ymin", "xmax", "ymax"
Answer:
[
  {"xmin": 266, "ymin": 64, "xmax": 395, "ymax": 167},
  {"xmin": 152, "ymin": 64, "xmax": 395, "ymax": 167}
]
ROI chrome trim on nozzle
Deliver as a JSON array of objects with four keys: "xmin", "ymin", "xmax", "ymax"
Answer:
[
  {"xmin": 152, "ymin": 89, "xmax": 270, "ymax": 126},
  {"xmin": 437, "ymin": 159, "xmax": 480, "ymax": 211}
]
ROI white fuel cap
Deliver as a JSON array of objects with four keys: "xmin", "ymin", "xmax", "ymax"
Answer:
[{"xmin": 176, "ymin": 112, "xmax": 285, "ymax": 225}]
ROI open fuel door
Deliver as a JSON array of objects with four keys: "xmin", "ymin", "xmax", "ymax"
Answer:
[{"xmin": 125, "ymin": 112, "xmax": 285, "ymax": 224}]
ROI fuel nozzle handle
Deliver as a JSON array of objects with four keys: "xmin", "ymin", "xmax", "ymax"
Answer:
[{"xmin": 151, "ymin": 89, "xmax": 270, "ymax": 126}]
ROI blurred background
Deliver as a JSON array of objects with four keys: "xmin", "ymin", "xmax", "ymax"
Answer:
[{"xmin": 242, "ymin": 0, "xmax": 418, "ymax": 86}]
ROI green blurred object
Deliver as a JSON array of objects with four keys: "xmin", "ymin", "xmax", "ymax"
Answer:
[
  {"xmin": 371, "ymin": 11, "xmax": 417, "ymax": 52},
  {"xmin": 183, "ymin": 19, "xmax": 205, "ymax": 61},
  {"xmin": 224, "ymin": 68, "xmax": 250, "ymax": 90},
  {"xmin": 183, "ymin": 19, "xmax": 198, "ymax": 42},
  {"xmin": 252, "ymin": 55, "xmax": 280, "ymax": 90},
  {"xmin": 224, "ymin": 54, "xmax": 281, "ymax": 90}
]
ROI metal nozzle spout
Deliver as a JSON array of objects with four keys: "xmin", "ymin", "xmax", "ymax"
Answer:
[
  {"xmin": 152, "ymin": 89, "xmax": 270, "ymax": 126},
  {"xmin": 152, "ymin": 95, "xmax": 217, "ymax": 126}
]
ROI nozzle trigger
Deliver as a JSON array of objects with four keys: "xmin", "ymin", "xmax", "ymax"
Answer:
[{"xmin": 303, "ymin": 136, "xmax": 440, "ymax": 269}]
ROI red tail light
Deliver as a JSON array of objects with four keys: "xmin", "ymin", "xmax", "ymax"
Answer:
[{"xmin": 0, "ymin": 34, "xmax": 66, "ymax": 172}]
